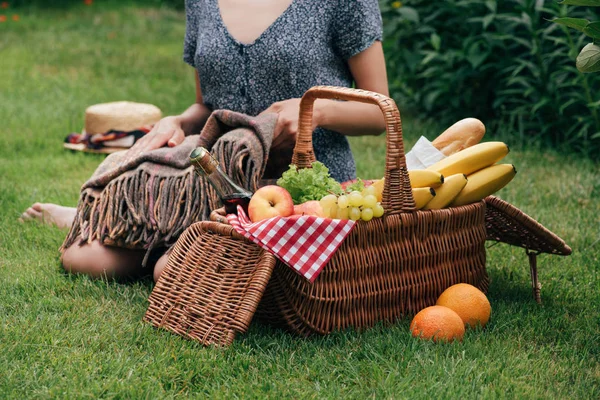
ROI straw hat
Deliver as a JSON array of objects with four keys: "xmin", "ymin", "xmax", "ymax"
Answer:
[
  {"xmin": 84, "ymin": 101, "xmax": 162, "ymax": 134},
  {"xmin": 64, "ymin": 101, "xmax": 162, "ymax": 153}
]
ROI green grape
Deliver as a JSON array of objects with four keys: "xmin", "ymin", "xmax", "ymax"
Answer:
[
  {"xmin": 373, "ymin": 203, "xmax": 384, "ymax": 218},
  {"xmin": 337, "ymin": 194, "xmax": 349, "ymax": 209},
  {"xmin": 319, "ymin": 194, "xmax": 338, "ymax": 208},
  {"xmin": 348, "ymin": 191, "xmax": 364, "ymax": 207},
  {"xmin": 362, "ymin": 185, "xmax": 376, "ymax": 196},
  {"xmin": 336, "ymin": 207, "xmax": 349, "ymax": 220},
  {"xmin": 327, "ymin": 205, "xmax": 337, "ymax": 218},
  {"xmin": 363, "ymin": 194, "xmax": 377, "ymax": 209},
  {"xmin": 361, "ymin": 207, "xmax": 374, "ymax": 222},
  {"xmin": 348, "ymin": 207, "xmax": 361, "ymax": 221}
]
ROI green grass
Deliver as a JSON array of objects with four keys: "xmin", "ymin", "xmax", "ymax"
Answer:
[{"xmin": 1, "ymin": 3, "xmax": 599, "ymax": 399}]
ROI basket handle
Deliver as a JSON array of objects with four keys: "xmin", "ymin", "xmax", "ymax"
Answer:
[{"xmin": 291, "ymin": 86, "xmax": 415, "ymax": 214}]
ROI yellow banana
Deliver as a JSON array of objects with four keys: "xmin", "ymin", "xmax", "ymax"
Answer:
[
  {"xmin": 422, "ymin": 173, "xmax": 468, "ymax": 210},
  {"xmin": 408, "ymin": 170, "xmax": 444, "ymax": 188},
  {"xmin": 427, "ymin": 141, "xmax": 509, "ymax": 176},
  {"xmin": 451, "ymin": 164, "xmax": 517, "ymax": 206},
  {"xmin": 413, "ymin": 187, "xmax": 436, "ymax": 210}
]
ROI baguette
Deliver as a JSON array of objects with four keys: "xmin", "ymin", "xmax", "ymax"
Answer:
[{"xmin": 432, "ymin": 118, "xmax": 486, "ymax": 156}]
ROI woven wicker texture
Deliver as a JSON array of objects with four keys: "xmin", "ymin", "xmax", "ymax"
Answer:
[
  {"xmin": 144, "ymin": 221, "xmax": 276, "ymax": 346},
  {"xmin": 484, "ymin": 195, "xmax": 572, "ymax": 256},
  {"xmin": 256, "ymin": 203, "xmax": 489, "ymax": 335}
]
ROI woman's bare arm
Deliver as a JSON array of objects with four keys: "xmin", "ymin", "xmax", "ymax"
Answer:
[{"xmin": 314, "ymin": 41, "xmax": 389, "ymax": 136}]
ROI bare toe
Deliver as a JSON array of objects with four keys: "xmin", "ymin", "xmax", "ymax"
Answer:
[
  {"xmin": 19, "ymin": 203, "xmax": 76, "ymax": 229},
  {"xmin": 20, "ymin": 207, "xmax": 43, "ymax": 223}
]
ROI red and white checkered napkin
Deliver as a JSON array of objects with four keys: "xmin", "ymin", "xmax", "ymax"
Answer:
[{"xmin": 226, "ymin": 206, "xmax": 356, "ymax": 282}]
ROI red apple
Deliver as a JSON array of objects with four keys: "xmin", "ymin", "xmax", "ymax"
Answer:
[
  {"xmin": 293, "ymin": 200, "xmax": 325, "ymax": 217},
  {"xmin": 248, "ymin": 185, "xmax": 294, "ymax": 222}
]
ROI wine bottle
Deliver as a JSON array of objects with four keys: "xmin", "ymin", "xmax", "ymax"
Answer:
[{"xmin": 190, "ymin": 147, "xmax": 253, "ymax": 215}]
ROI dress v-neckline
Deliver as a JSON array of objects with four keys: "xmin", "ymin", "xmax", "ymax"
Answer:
[{"xmin": 215, "ymin": 0, "xmax": 296, "ymax": 47}]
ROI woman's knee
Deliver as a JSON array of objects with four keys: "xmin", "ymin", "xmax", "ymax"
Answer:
[
  {"xmin": 153, "ymin": 251, "xmax": 170, "ymax": 283},
  {"xmin": 60, "ymin": 241, "xmax": 144, "ymax": 279}
]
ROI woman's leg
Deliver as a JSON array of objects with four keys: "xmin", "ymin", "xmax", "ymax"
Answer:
[
  {"xmin": 61, "ymin": 240, "xmax": 147, "ymax": 280},
  {"xmin": 153, "ymin": 251, "xmax": 171, "ymax": 283},
  {"xmin": 20, "ymin": 203, "xmax": 76, "ymax": 229}
]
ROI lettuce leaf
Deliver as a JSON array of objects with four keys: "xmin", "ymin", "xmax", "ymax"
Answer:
[{"xmin": 276, "ymin": 162, "xmax": 342, "ymax": 204}]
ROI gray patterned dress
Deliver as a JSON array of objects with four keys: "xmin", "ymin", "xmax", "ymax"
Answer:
[{"xmin": 183, "ymin": 0, "xmax": 383, "ymax": 182}]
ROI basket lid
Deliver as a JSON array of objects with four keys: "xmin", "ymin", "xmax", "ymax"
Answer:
[
  {"xmin": 144, "ymin": 221, "xmax": 276, "ymax": 347},
  {"xmin": 484, "ymin": 196, "xmax": 572, "ymax": 256}
]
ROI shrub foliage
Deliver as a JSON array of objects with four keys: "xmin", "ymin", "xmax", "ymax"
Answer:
[{"xmin": 381, "ymin": 0, "xmax": 600, "ymax": 156}]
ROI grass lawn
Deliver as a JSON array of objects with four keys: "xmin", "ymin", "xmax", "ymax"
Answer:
[{"xmin": 1, "ymin": 2, "xmax": 599, "ymax": 399}]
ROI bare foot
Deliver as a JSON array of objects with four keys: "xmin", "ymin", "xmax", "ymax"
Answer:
[{"xmin": 19, "ymin": 203, "xmax": 77, "ymax": 229}]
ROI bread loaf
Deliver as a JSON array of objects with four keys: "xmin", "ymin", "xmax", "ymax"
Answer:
[{"xmin": 432, "ymin": 118, "xmax": 485, "ymax": 156}]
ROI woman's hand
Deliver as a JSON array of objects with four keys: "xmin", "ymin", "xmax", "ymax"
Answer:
[
  {"xmin": 129, "ymin": 116, "xmax": 185, "ymax": 154},
  {"xmin": 260, "ymin": 98, "xmax": 318, "ymax": 150}
]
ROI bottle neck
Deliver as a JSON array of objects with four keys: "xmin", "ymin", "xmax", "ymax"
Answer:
[{"xmin": 203, "ymin": 166, "xmax": 253, "ymax": 199}]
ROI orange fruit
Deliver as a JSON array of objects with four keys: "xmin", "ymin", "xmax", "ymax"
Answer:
[
  {"xmin": 409, "ymin": 305, "xmax": 465, "ymax": 343},
  {"xmin": 436, "ymin": 283, "xmax": 491, "ymax": 328}
]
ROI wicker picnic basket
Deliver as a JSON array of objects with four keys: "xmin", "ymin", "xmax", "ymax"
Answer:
[
  {"xmin": 146, "ymin": 86, "xmax": 490, "ymax": 342},
  {"xmin": 145, "ymin": 86, "xmax": 571, "ymax": 344},
  {"xmin": 248, "ymin": 86, "xmax": 489, "ymax": 335}
]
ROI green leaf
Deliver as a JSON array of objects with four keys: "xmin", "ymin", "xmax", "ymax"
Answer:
[
  {"xmin": 398, "ymin": 7, "xmax": 419, "ymax": 23},
  {"xmin": 482, "ymin": 13, "xmax": 495, "ymax": 29},
  {"xmin": 430, "ymin": 33, "xmax": 441, "ymax": 51},
  {"xmin": 559, "ymin": 0, "xmax": 600, "ymax": 6},
  {"xmin": 583, "ymin": 21, "xmax": 600, "ymax": 39},
  {"xmin": 576, "ymin": 43, "xmax": 600, "ymax": 73},
  {"xmin": 466, "ymin": 42, "xmax": 490, "ymax": 68},
  {"xmin": 276, "ymin": 162, "xmax": 342, "ymax": 204},
  {"xmin": 552, "ymin": 17, "xmax": 590, "ymax": 32}
]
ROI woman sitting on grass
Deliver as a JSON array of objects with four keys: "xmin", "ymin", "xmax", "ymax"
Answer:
[{"xmin": 20, "ymin": 0, "xmax": 389, "ymax": 282}]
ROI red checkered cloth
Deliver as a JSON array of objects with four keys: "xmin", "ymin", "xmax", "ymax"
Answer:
[{"xmin": 227, "ymin": 206, "xmax": 356, "ymax": 282}]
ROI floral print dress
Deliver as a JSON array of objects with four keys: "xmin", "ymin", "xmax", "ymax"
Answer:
[{"xmin": 183, "ymin": 0, "xmax": 383, "ymax": 182}]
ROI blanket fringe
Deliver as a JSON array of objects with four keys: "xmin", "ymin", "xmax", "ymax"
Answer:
[{"xmin": 60, "ymin": 167, "xmax": 221, "ymax": 265}]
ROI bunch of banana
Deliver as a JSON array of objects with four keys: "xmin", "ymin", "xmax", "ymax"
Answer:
[
  {"xmin": 368, "ymin": 141, "xmax": 515, "ymax": 210},
  {"xmin": 424, "ymin": 141, "xmax": 516, "ymax": 209}
]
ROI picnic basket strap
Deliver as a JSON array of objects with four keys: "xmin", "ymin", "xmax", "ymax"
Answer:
[{"xmin": 292, "ymin": 86, "xmax": 415, "ymax": 214}]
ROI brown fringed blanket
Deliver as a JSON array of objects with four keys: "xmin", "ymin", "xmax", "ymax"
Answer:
[{"xmin": 61, "ymin": 110, "xmax": 278, "ymax": 264}]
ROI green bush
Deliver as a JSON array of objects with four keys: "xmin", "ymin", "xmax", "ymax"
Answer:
[
  {"xmin": 381, "ymin": 0, "xmax": 600, "ymax": 157},
  {"xmin": 553, "ymin": 0, "xmax": 600, "ymax": 73}
]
